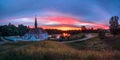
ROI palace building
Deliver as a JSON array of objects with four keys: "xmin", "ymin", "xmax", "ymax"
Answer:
[{"xmin": 23, "ymin": 17, "xmax": 48, "ymax": 41}]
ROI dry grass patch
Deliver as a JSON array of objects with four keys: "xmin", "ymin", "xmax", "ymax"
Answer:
[{"xmin": 0, "ymin": 41, "xmax": 120, "ymax": 60}]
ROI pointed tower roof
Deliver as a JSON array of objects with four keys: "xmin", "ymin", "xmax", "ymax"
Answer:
[
  {"xmin": 35, "ymin": 16, "xmax": 38, "ymax": 29},
  {"xmin": 8, "ymin": 22, "xmax": 12, "ymax": 26}
]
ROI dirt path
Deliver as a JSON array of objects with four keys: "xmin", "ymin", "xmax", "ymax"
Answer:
[
  {"xmin": 0, "ymin": 42, "xmax": 5, "ymax": 44},
  {"xmin": 61, "ymin": 34, "xmax": 96, "ymax": 43},
  {"xmin": 0, "ymin": 37, "xmax": 12, "ymax": 44}
]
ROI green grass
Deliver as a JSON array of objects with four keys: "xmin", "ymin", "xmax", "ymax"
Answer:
[
  {"xmin": 67, "ymin": 37, "xmax": 112, "ymax": 51},
  {"xmin": 68, "ymin": 34, "xmax": 85, "ymax": 40},
  {"xmin": 0, "ymin": 40, "xmax": 120, "ymax": 60},
  {"xmin": 103, "ymin": 35, "xmax": 120, "ymax": 50},
  {"xmin": 1, "ymin": 34, "xmax": 120, "ymax": 60},
  {"xmin": 0, "ymin": 41, "xmax": 37, "ymax": 52}
]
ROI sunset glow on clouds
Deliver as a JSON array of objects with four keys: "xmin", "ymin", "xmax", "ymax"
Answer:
[
  {"xmin": 1, "ymin": 11, "xmax": 109, "ymax": 30},
  {"xmin": 12, "ymin": 11, "xmax": 108, "ymax": 30},
  {"xmin": 1, "ymin": 0, "xmax": 119, "ymax": 30}
]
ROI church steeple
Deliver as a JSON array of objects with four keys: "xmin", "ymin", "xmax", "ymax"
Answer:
[{"xmin": 35, "ymin": 16, "xmax": 38, "ymax": 29}]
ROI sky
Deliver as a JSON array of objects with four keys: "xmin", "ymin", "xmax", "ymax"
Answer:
[{"xmin": 0, "ymin": 0, "xmax": 120, "ymax": 30}]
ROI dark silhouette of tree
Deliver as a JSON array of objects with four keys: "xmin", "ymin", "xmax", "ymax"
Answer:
[
  {"xmin": 81, "ymin": 26, "xmax": 87, "ymax": 33},
  {"xmin": 0, "ymin": 31, "xmax": 1, "ymax": 41},
  {"xmin": 18, "ymin": 24, "xmax": 29, "ymax": 36},
  {"xmin": 45, "ymin": 27, "xmax": 101, "ymax": 35},
  {"xmin": 0, "ymin": 23, "xmax": 28, "ymax": 36},
  {"xmin": 0, "ymin": 24, "xmax": 18, "ymax": 36},
  {"xmin": 81, "ymin": 26, "xmax": 86, "ymax": 30},
  {"xmin": 98, "ymin": 29, "xmax": 105, "ymax": 39},
  {"xmin": 109, "ymin": 16, "xmax": 120, "ymax": 35}
]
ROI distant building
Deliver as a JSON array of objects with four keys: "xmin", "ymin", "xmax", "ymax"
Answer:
[{"xmin": 23, "ymin": 17, "xmax": 48, "ymax": 41}]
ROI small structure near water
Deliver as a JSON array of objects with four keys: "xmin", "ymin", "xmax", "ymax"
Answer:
[{"xmin": 4, "ymin": 17, "xmax": 48, "ymax": 41}]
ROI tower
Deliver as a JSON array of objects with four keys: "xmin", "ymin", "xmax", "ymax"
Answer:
[
  {"xmin": 35, "ymin": 16, "xmax": 38, "ymax": 29},
  {"xmin": 8, "ymin": 22, "xmax": 12, "ymax": 26}
]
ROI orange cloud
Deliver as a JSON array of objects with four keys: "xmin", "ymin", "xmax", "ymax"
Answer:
[
  {"xmin": 37, "ymin": 16, "xmax": 109, "ymax": 30},
  {"xmin": 37, "ymin": 16, "xmax": 81, "ymax": 24},
  {"xmin": 19, "ymin": 16, "xmax": 109, "ymax": 30},
  {"xmin": 41, "ymin": 25, "xmax": 82, "ymax": 31}
]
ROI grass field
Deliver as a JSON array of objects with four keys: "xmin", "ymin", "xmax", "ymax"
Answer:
[
  {"xmin": 68, "ymin": 33, "xmax": 85, "ymax": 40},
  {"xmin": 0, "ymin": 34, "xmax": 120, "ymax": 60},
  {"xmin": 67, "ymin": 37, "xmax": 112, "ymax": 51}
]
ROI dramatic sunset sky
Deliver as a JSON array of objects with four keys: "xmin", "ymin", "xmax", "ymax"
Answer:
[{"xmin": 0, "ymin": 0, "xmax": 120, "ymax": 30}]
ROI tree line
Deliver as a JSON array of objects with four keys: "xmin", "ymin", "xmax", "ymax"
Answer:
[
  {"xmin": 0, "ymin": 23, "xmax": 28, "ymax": 36},
  {"xmin": 45, "ymin": 27, "xmax": 106, "ymax": 35}
]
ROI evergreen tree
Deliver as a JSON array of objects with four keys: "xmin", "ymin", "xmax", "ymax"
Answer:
[{"xmin": 109, "ymin": 16, "xmax": 120, "ymax": 35}]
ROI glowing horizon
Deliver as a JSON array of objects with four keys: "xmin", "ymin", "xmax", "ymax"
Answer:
[
  {"xmin": 0, "ymin": 15, "xmax": 109, "ymax": 31},
  {"xmin": 0, "ymin": 0, "xmax": 116, "ymax": 30},
  {"xmin": 29, "ymin": 24, "xmax": 109, "ymax": 31},
  {"xmin": 22, "ymin": 15, "xmax": 109, "ymax": 30}
]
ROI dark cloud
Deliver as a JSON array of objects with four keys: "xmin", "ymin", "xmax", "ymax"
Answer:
[{"xmin": 0, "ymin": 0, "xmax": 119, "ymax": 25}]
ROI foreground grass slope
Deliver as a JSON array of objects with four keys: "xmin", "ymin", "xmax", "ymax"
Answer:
[
  {"xmin": 68, "ymin": 35, "xmax": 120, "ymax": 51},
  {"xmin": 67, "ymin": 37, "xmax": 112, "ymax": 51},
  {"xmin": 103, "ymin": 35, "xmax": 120, "ymax": 50},
  {"xmin": 0, "ymin": 40, "xmax": 120, "ymax": 60}
]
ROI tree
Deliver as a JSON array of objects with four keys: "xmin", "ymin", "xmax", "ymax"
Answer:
[
  {"xmin": 81, "ymin": 26, "xmax": 87, "ymax": 32},
  {"xmin": 109, "ymin": 16, "xmax": 120, "ymax": 35},
  {"xmin": 18, "ymin": 24, "xmax": 28, "ymax": 36},
  {"xmin": 98, "ymin": 29, "xmax": 105, "ymax": 39},
  {"xmin": 0, "ymin": 23, "xmax": 29, "ymax": 36},
  {"xmin": 0, "ymin": 24, "xmax": 19, "ymax": 36}
]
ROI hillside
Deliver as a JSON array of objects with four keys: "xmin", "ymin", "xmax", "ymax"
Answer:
[{"xmin": 0, "ymin": 38, "xmax": 120, "ymax": 60}]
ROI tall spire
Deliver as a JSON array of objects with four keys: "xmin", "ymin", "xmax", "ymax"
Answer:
[{"xmin": 35, "ymin": 16, "xmax": 38, "ymax": 29}]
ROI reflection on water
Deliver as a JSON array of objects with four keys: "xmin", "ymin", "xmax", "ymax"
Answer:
[
  {"xmin": 62, "ymin": 33, "xmax": 71, "ymax": 37},
  {"xmin": 48, "ymin": 33, "xmax": 71, "ymax": 39},
  {"xmin": 48, "ymin": 34, "xmax": 61, "ymax": 39}
]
